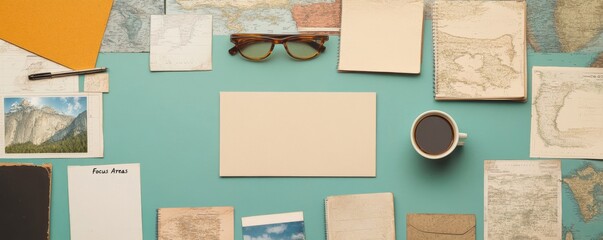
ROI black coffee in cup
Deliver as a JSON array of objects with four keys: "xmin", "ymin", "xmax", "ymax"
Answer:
[{"xmin": 413, "ymin": 115, "xmax": 454, "ymax": 155}]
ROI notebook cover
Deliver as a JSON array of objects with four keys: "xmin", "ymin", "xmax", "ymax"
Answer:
[
  {"xmin": 0, "ymin": 0, "xmax": 114, "ymax": 69},
  {"xmin": 433, "ymin": 0, "xmax": 527, "ymax": 101},
  {"xmin": 325, "ymin": 192, "xmax": 395, "ymax": 240},
  {"xmin": 338, "ymin": 0, "xmax": 424, "ymax": 74},
  {"xmin": 0, "ymin": 163, "xmax": 52, "ymax": 240}
]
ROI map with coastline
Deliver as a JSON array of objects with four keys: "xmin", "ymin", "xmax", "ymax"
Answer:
[
  {"xmin": 530, "ymin": 67, "xmax": 603, "ymax": 159},
  {"xmin": 166, "ymin": 0, "xmax": 340, "ymax": 35},
  {"xmin": 562, "ymin": 161, "xmax": 603, "ymax": 240},
  {"xmin": 433, "ymin": 1, "xmax": 526, "ymax": 100},
  {"xmin": 484, "ymin": 160, "xmax": 562, "ymax": 240},
  {"xmin": 100, "ymin": 0, "xmax": 164, "ymax": 52},
  {"xmin": 0, "ymin": 40, "xmax": 78, "ymax": 93},
  {"xmin": 426, "ymin": 0, "xmax": 603, "ymax": 54}
]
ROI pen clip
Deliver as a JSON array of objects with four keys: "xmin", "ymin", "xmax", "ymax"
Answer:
[{"xmin": 28, "ymin": 72, "xmax": 53, "ymax": 80}]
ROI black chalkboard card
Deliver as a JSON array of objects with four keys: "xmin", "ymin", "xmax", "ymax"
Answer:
[{"xmin": 0, "ymin": 163, "xmax": 51, "ymax": 240}]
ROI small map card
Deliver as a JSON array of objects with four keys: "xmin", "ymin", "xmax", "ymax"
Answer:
[
  {"xmin": 531, "ymin": 67, "xmax": 603, "ymax": 159},
  {"xmin": 84, "ymin": 73, "xmax": 109, "ymax": 93},
  {"xmin": 484, "ymin": 160, "xmax": 561, "ymax": 240},
  {"xmin": 158, "ymin": 207, "xmax": 234, "ymax": 240},
  {"xmin": 242, "ymin": 212, "xmax": 305, "ymax": 240},
  {"xmin": 150, "ymin": 14, "xmax": 212, "ymax": 71},
  {"xmin": 433, "ymin": 1, "xmax": 527, "ymax": 100}
]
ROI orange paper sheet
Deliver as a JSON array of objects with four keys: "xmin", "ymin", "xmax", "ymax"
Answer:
[{"xmin": 0, "ymin": 0, "xmax": 113, "ymax": 70}]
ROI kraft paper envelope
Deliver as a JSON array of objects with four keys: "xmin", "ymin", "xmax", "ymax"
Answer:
[
  {"xmin": 407, "ymin": 214, "xmax": 476, "ymax": 240},
  {"xmin": 220, "ymin": 92, "xmax": 376, "ymax": 177},
  {"xmin": 0, "ymin": 0, "xmax": 113, "ymax": 69}
]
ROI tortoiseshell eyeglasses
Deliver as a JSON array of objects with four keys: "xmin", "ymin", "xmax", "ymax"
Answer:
[{"xmin": 228, "ymin": 34, "xmax": 329, "ymax": 61}]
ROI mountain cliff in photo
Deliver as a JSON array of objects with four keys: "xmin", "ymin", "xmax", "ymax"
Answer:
[
  {"xmin": 4, "ymin": 100, "xmax": 74, "ymax": 146},
  {"xmin": 49, "ymin": 110, "xmax": 87, "ymax": 142}
]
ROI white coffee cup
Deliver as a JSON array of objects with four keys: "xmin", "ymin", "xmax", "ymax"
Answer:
[{"xmin": 410, "ymin": 110, "xmax": 467, "ymax": 159}]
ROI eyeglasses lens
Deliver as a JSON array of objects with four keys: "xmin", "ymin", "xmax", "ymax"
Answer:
[
  {"xmin": 285, "ymin": 40, "xmax": 321, "ymax": 59},
  {"xmin": 239, "ymin": 41, "xmax": 273, "ymax": 60}
]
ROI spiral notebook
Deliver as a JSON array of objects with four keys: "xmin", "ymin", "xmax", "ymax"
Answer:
[
  {"xmin": 325, "ymin": 192, "xmax": 395, "ymax": 240},
  {"xmin": 433, "ymin": 0, "xmax": 527, "ymax": 101}
]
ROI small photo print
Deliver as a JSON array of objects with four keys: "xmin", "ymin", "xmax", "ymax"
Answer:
[
  {"xmin": 242, "ymin": 211, "xmax": 305, "ymax": 240},
  {"xmin": 4, "ymin": 96, "xmax": 88, "ymax": 153}
]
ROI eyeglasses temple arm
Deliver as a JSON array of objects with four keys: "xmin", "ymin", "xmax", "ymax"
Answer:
[
  {"xmin": 308, "ymin": 42, "xmax": 326, "ymax": 52},
  {"xmin": 228, "ymin": 46, "xmax": 239, "ymax": 55}
]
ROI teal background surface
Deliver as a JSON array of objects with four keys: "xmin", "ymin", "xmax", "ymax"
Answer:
[{"xmin": 3, "ymin": 21, "xmax": 602, "ymax": 239}]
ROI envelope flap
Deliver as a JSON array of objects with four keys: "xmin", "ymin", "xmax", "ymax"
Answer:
[{"xmin": 407, "ymin": 214, "xmax": 476, "ymax": 235}]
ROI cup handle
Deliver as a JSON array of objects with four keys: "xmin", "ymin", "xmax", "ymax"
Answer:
[{"xmin": 457, "ymin": 132, "xmax": 467, "ymax": 146}]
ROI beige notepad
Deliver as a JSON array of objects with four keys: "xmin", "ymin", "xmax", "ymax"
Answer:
[
  {"xmin": 338, "ymin": 0, "xmax": 424, "ymax": 74},
  {"xmin": 220, "ymin": 92, "xmax": 376, "ymax": 177},
  {"xmin": 158, "ymin": 207, "xmax": 234, "ymax": 240},
  {"xmin": 433, "ymin": 1, "xmax": 527, "ymax": 101},
  {"xmin": 325, "ymin": 192, "xmax": 395, "ymax": 240}
]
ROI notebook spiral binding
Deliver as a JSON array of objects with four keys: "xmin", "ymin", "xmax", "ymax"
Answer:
[
  {"xmin": 156, "ymin": 209, "xmax": 161, "ymax": 240},
  {"xmin": 432, "ymin": 1, "xmax": 440, "ymax": 98},
  {"xmin": 324, "ymin": 198, "xmax": 330, "ymax": 240}
]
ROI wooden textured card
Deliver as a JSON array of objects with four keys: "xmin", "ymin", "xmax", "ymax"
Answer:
[
  {"xmin": 433, "ymin": 0, "xmax": 527, "ymax": 101},
  {"xmin": 325, "ymin": 192, "xmax": 395, "ymax": 240},
  {"xmin": 0, "ymin": 163, "xmax": 52, "ymax": 240},
  {"xmin": 220, "ymin": 92, "xmax": 376, "ymax": 177},
  {"xmin": 158, "ymin": 207, "xmax": 234, "ymax": 240},
  {"xmin": 338, "ymin": 0, "xmax": 424, "ymax": 74}
]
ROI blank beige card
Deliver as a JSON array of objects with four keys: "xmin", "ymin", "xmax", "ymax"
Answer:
[
  {"xmin": 220, "ymin": 92, "xmax": 376, "ymax": 177},
  {"xmin": 338, "ymin": 0, "xmax": 424, "ymax": 74}
]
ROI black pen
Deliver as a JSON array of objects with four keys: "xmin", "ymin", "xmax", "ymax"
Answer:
[{"xmin": 28, "ymin": 67, "xmax": 108, "ymax": 80}]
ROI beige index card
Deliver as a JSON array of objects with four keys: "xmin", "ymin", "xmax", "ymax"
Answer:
[
  {"xmin": 84, "ymin": 72, "xmax": 109, "ymax": 93},
  {"xmin": 220, "ymin": 92, "xmax": 376, "ymax": 177}
]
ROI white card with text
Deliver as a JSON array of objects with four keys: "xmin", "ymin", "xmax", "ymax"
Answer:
[{"xmin": 68, "ymin": 163, "xmax": 142, "ymax": 240}]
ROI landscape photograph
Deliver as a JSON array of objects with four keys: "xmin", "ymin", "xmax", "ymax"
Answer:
[
  {"xmin": 243, "ymin": 221, "xmax": 305, "ymax": 240},
  {"xmin": 4, "ymin": 96, "xmax": 88, "ymax": 153}
]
